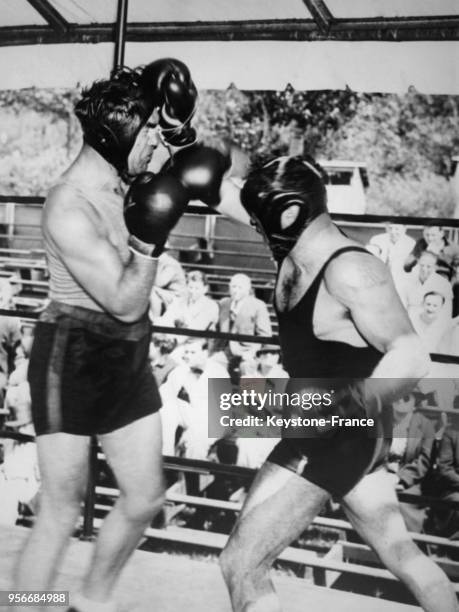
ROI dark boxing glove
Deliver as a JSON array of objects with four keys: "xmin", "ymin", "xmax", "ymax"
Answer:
[
  {"xmin": 164, "ymin": 143, "xmax": 232, "ymax": 207},
  {"xmin": 139, "ymin": 58, "xmax": 198, "ymax": 147},
  {"xmin": 124, "ymin": 172, "xmax": 189, "ymax": 258}
]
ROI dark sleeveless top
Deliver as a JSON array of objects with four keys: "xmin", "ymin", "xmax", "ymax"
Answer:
[{"xmin": 275, "ymin": 247, "xmax": 383, "ymax": 379}]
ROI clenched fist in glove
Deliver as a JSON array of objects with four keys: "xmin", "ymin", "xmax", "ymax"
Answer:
[
  {"xmin": 139, "ymin": 58, "xmax": 198, "ymax": 148},
  {"xmin": 124, "ymin": 171, "xmax": 188, "ymax": 258}
]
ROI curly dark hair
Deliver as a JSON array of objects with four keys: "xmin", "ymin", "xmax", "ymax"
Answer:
[{"xmin": 74, "ymin": 68, "xmax": 151, "ymax": 175}]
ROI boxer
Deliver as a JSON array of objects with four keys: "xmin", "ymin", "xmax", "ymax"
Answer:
[
  {"xmin": 148, "ymin": 147, "xmax": 457, "ymax": 611},
  {"xmin": 15, "ymin": 61, "xmax": 196, "ymax": 612}
]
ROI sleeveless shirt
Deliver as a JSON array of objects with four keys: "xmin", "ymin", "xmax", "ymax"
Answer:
[{"xmin": 275, "ymin": 246, "xmax": 383, "ymax": 379}]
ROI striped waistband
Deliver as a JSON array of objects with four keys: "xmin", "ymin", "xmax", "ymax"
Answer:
[{"xmin": 39, "ymin": 301, "xmax": 151, "ymax": 340}]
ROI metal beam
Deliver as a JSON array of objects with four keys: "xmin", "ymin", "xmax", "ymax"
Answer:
[
  {"xmin": 302, "ymin": 0, "xmax": 333, "ymax": 34},
  {"xmin": 1, "ymin": 16, "xmax": 459, "ymax": 47},
  {"xmin": 26, "ymin": 0, "xmax": 69, "ymax": 34},
  {"xmin": 113, "ymin": 0, "xmax": 129, "ymax": 72}
]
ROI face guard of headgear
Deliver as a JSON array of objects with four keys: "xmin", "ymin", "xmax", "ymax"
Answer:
[
  {"xmin": 139, "ymin": 58, "xmax": 198, "ymax": 148},
  {"xmin": 75, "ymin": 69, "xmax": 152, "ymax": 178},
  {"xmin": 240, "ymin": 156, "xmax": 328, "ymax": 263}
]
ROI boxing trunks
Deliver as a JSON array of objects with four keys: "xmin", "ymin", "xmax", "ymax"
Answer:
[
  {"xmin": 268, "ymin": 246, "xmax": 391, "ymax": 499},
  {"xmin": 29, "ymin": 301, "xmax": 161, "ymax": 436}
]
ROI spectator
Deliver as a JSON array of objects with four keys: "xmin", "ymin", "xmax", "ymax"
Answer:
[
  {"xmin": 399, "ymin": 251, "xmax": 452, "ymax": 316},
  {"xmin": 409, "ymin": 292, "xmax": 452, "ymax": 353},
  {"xmin": 404, "ymin": 225, "xmax": 450, "ymax": 278},
  {"xmin": 430, "ymin": 429, "xmax": 459, "ymax": 546},
  {"xmin": 1, "ymin": 339, "xmax": 39, "ymax": 524},
  {"xmin": 254, "ymin": 345, "xmax": 286, "ymax": 378},
  {"xmin": 150, "ymin": 251, "xmax": 186, "ymax": 319},
  {"xmin": 0, "ymin": 279, "xmax": 22, "ymax": 392},
  {"xmin": 386, "ymin": 392, "xmax": 435, "ymax": 532},
  {"xmin": 367, "ymin": 222, "xmax": 415, "ymax": 280},
  {"xmin": 4, "ymin": 342, "xmax": 32, "ymax": 433},
  {"xmin": 149, "ymin": 334, "xmax": 179, "ymax": 387},
  {"xmin": 157, "ymin": 270, "xmax": 218, "ymax": 339},
  {"xmin": 447, "ymin": 249, "xmax": 459, "ymax": 317},
  {"xmin": 159, "ymin": 338, "xmax": 229, "ymax": 460},
  {"xmin": 252, "ymin": 344, "xmax": 288, "ymax": 378},
  {"xmin": 212, "ymin": 273, "xmax": 272, "ymax": 382}
]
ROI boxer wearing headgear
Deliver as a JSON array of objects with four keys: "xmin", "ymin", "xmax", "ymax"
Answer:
[
  {"xmin": 15, "ymin": 67, "xmax": 192, "ymax": 612},
  {"xmin": 239, "ymin": 155, "xmax": 328, "ymax": 262},
  {"xmin": 75, "ymin": 68, "xmax": 153, "ymax": 179},
  {"xmin": 179, "ymin": 154, "xmax": 455, "ymax": 612}
]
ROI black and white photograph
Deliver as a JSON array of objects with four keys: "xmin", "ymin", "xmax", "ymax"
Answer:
[{"xmin": 0, "ymin": 1, "xmax": 459, "ymax": 611}]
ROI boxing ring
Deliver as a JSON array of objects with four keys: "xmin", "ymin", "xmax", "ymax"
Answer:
[
  {"xmin": 0, "ymin": 525, "xmax": 419, "ymax": 612},
  {"xmin": 1, "ymin": 209, "xmax": 459, "ymax": 609},
  {"xmin": 1, "ymin": 2, "xmax": 459, "ymax": 609}
]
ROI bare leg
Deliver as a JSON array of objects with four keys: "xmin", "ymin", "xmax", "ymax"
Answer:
[
  {"xmin": 14, "ymin": 434, "xmax": 89, "ymax": 591},
  {"xmin": 81, "ymin": 413, "xmax": 164, "ymax": 603},
  {"xmin": 220, "ymin": 461, "xmax": 329, "ymax": 612},
  {"xmin": 342, "ymin": 470, "xmax": 458, "ymax": 612}
]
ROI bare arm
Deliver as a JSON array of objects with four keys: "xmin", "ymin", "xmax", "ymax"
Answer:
[
  {"xmin": 326, "ymin": 252, "xmax": 430, "ymax": 404},
  {"xmin": 217, "ymin": 178, "xmax": 252, "ymax": 226},
  {"xmin": 44, "ymin": 190, "xmax": 157, "ymax": 323}
]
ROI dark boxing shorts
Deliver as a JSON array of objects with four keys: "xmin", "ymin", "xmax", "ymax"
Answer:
[
  {"xmin": 29, "ymin": 301, "xmax": 161, "ymax": 436},
  {"xmin": 267, "ymin": 430, "xmax": 391, "ymax": 500}
]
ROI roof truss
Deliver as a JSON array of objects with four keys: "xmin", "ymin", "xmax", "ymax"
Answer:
[
  {"xmin": 1, "ymin": 15, "xmax": 459, "ymax": 47},
  {"xmin": 26, "ymin": 0, "xmax": 69, "ymax": 34},
  {"xmin": 1, "ymin": 0, "xmax": 458, "ymax": 48}
]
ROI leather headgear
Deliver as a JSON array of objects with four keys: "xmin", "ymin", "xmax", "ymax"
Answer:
[
  {"xmin": 139, "ymin": 58, "xmax": 198, "ymax": 147},
  {"xmin": 240, "ymin": 156, "xmax": 328, "ymax": 262},
  {"xmin": 75, "ymin": 69, "xmax": 151, "ymax": 177}
]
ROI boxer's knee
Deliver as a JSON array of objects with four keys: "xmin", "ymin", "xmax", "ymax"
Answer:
[
  {"xmin": 119, "ymin": 489, "xmax": 165, "ymax": 525},
  {"xmin": 38, "ymin": 492, "xmax": 82, "ymax": 535}
]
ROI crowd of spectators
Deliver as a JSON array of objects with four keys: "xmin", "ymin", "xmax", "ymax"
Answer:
[
  {"xmin": 0, "ymin": 278, "xmax": 38, "ymax": 524},
  {"xmin": 367, "ymin": 223, "xmax": 459, "ymax": 356},
  {"xmin": 2, "ymin": 224, "xmax": 459, "ymax": 559}
]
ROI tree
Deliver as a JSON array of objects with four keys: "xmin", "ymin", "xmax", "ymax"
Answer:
[{"xmin": 195, "ymin": 86, "xmax": 359, "ymax": 160}]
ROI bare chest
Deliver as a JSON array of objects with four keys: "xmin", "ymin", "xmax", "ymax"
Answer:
[{"xmin": 95, "ymin": 191, "xmax": 130, "ymax": 262}]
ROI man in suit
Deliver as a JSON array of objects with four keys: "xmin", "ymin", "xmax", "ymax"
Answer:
[
  {"xmin": 386, "ymin": 393, "xmax": 436, "ymax": 531},
  {"xmin": 212, "ymin": 273, "xmax": 272, "ymax": 382},
  {"xmin": 433, "ymin": 428, "xmax": 459, "ymax": 543}
]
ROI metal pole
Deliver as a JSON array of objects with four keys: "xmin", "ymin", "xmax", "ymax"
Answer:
[{"xmin": 113, "ymin": 0, "xmax": 129, "ymax": 73}]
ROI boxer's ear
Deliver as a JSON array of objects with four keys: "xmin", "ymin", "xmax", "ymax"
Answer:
[{"xmin": 280, "ymin": 205, "xmax": 300, "ymax": 229}]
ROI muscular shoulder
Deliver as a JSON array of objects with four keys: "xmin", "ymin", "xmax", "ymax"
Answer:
[
  {"xmin": 43, "ymin": 184, "xmax": 102, "ymax": 245},
  {"xmin": 324, "ymin": 250, "xmax": 392, "ymax": 304}
]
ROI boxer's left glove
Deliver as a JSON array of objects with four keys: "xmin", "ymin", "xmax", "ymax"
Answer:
[
  {"xmin": 124, "ymin": 172, "xmax": 189, "ymax": 258},
  {"xmin": 163, "ymin": 141, "xmax": 250, "ymax": 208},
  {"xmin": 139, "ymin": 58, "xmax": 198, "ymax": 147}
]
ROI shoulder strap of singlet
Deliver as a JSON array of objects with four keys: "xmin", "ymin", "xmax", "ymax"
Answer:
[
  {"xmin": 317, "ymin": 246, "xmax": 372, "ymax": 281},
  {"xmin": 275, "ymin": 246, "xmax": 372, "ymax": 316}
]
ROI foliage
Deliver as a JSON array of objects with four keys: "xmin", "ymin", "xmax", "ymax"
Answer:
[
  {"xmin": 322, "ymin": 91, "xmax": 459, "ymax": 216},
  {"xmin": 0, "ymin": 86, "xmax": 458, "ymax": 216},
  {"xmin": 195, "ymin": 87, "xmax": 359, "ymax": 160}
]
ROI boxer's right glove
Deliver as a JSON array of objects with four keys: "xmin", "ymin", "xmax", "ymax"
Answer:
[
  {"xmin": 139, "ymin": 58, "xmax": 198, "ymax": 148},
  {"xmin": 124, "ymin": 172, "xmax": 189, "ymax": 259}
]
